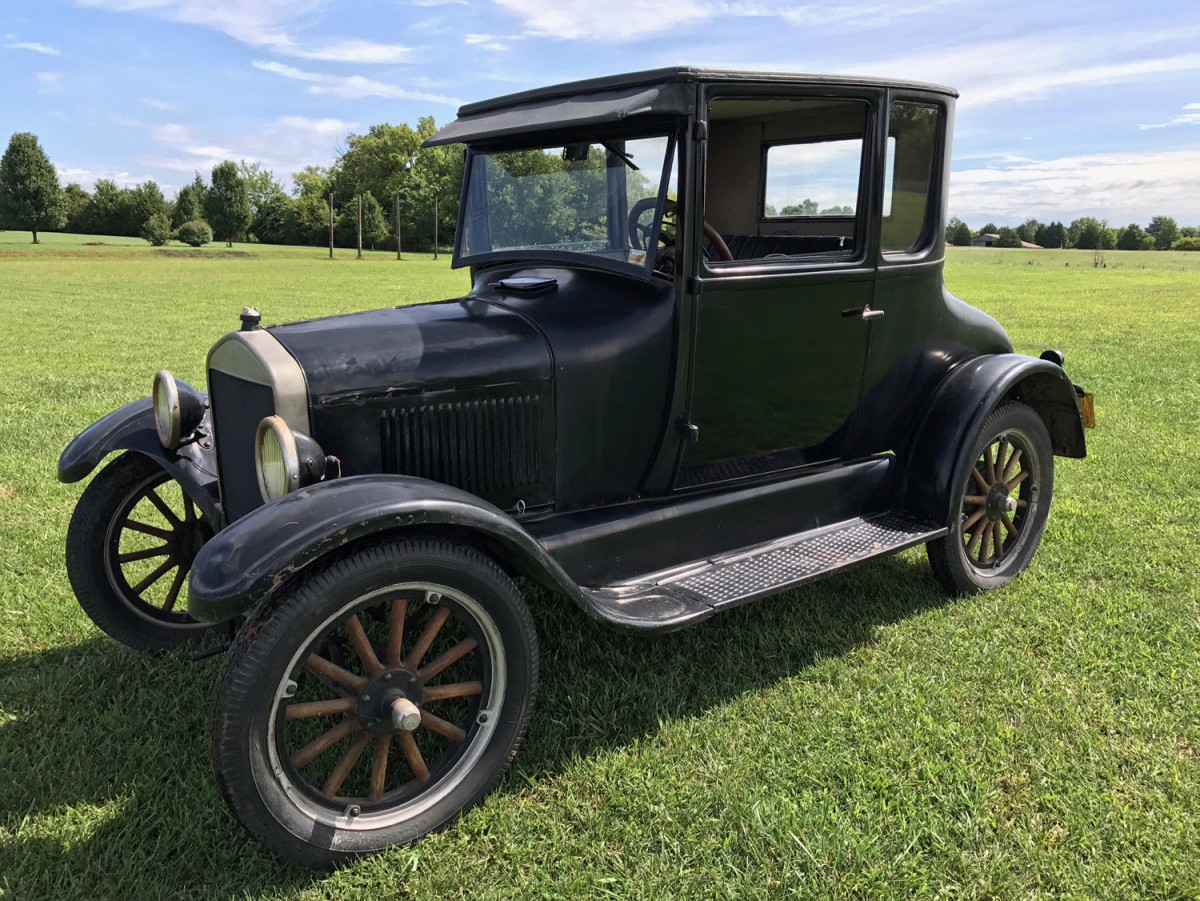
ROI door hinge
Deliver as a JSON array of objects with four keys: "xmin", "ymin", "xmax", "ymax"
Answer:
[
  {"xmin": 676, "ymin": 418, "xmax": 700, "ymax": 443},
  {"xmin": 693, "ymin": 120, "xmax": 708, "ymax": 141}
]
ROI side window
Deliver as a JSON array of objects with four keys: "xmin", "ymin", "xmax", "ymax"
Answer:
[
  {"xmin": 882, "ymin": 101, "xmax": 941, "ymax": 254},
  {"xmin": 763, "ymin": 138, "xmax": 861, "ymax": 219},
  {"xmin": 704, "ymin": 97, "xmax": 867, "ymax": 264}
]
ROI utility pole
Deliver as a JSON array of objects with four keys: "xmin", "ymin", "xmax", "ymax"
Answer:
[
  {"xmin": 327, "ymin": 194, "xmax": 334, "ymax": 259},
  {"xmin": 356, "ymin": 194, "xmax": 363, "ymax": 259},
  {"xmin": 395, "ymin": 193, "xmax": 402, "ymax": 260},
  {"xmin": 433, "ymin": 195, "xmax": 439, "ymax": 261}
]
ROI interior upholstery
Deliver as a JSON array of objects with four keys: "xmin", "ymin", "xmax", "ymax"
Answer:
[{"xmin": 704, "ymin": 97, "xmax": 867, "ymax": 259}]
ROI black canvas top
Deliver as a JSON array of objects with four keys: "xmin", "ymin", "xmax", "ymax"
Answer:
[{"xmin": 424, "ymin": 67, "xmax": 957, "ymax": 147}]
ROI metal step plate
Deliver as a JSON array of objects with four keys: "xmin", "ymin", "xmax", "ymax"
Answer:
[
  {"xmin": 672, "ymin": 512, "xmax": 944, "ymax": 611},
  {"xmin": 581, "ymin": 512, "xmax": 945, "ymax": 631}
]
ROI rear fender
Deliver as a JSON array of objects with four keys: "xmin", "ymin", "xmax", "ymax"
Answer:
[
  {"xmin": 901, "ymin": 353, "xmax": 1086, "ymax": 523},
  {"xmin": 187, "ymin": 475, "xmax": 592, "ymax": 624},
  {"xmin": 58, "ymin": 397, "xmax": 222, "ymax": 524}
]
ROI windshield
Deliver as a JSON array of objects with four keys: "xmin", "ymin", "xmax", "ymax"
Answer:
[{"xmin": 457, "ymin": 135, "xmax": 677, "ymax": 277}]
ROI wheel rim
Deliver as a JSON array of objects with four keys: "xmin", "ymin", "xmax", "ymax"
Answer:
[
  {"xmin": 103, "ymin": 469, "xmax": 213, "ymax": 625},
  {"xmin": 958, "ymin": 429, "xmax": 1040, "ymax": 570},
  {"xmin": 268, "ymin": 583, "xmax": 505, "ymax": 831}
]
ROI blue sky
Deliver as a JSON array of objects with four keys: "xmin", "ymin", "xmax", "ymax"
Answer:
[{"xmin": 2, "ymin": 0, "xmax": 1198, "ymax": 226}]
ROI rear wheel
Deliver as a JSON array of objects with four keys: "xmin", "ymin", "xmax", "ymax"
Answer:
[
  {"xmin": 66, "ymin": 452, "xmax": 220, "ymax": 651},
  {"xmin": 211, "ymin": 538, "xmax": 538, "ymax": 866},
  {"xmin": 927, "ymin": 402, "xmax": 1054, "ymax": 596}
]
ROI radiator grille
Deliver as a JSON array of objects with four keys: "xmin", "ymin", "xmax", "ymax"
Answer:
[
  {"xmin": 208, "ymin": 369, "xmax": 276, "ymax": 522},
  {"xmin": 382, "ymin": 394, "xmax": 543, "ymax": 496}
]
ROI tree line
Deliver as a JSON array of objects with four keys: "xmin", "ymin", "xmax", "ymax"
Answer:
[
  {"xmin": 4, "ymin": 124, "xmax": 1200, "ymax": 253},
  {"xmin": 0, "ymin": 118, "xmax": 461, "ymax": 250},
  {"xmin": 946, "ymin": 216, "xmax": 1200, "ymax": 252}
]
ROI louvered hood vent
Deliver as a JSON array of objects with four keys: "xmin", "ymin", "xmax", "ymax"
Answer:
[{"xmin": 381, "ymin": 384, "xmax": 554, "ymax": 510}]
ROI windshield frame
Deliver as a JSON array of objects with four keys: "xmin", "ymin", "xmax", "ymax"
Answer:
[{"xmin": 452, "ymin": 131, "xmax": 679, "ymax": 280}]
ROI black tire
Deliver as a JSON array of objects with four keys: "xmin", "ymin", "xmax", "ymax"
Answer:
[
  {"xmin": 211, "ymin": 538, "xmax": 539, "ymax": 866},
  {"xmin": 927, "ymin": 402, "xmax": 1054, "ymax": 596},
  {"xmin": 66, "ymin": 452, "xmax": 221, "ymax": 651}
]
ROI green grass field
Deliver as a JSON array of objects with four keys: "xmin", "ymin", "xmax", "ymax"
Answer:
[{"xmin": 1, "ymin": 235, "xmax": 1198, "ymax": 899}]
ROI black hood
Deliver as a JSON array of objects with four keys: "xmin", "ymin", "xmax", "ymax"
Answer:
[{"xmin": 269, "ymin": 297, "xmax": 551, "ymax": 404}]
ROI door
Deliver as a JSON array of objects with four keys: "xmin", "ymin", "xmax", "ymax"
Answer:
[{"xmin": 677, "ymin": 89, "xmax": 878, "ymax": 489}]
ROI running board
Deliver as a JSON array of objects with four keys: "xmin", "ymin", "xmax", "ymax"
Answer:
[{"xmin": 579, "ymin": 512, "xmax": 946, "ymax": 633}]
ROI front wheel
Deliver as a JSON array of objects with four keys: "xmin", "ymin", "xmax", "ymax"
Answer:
[
  {"xmin": 66, "ymin": 452, "xmax": 221, "ymax": 651},
  {"xmin": 211, "ymin": 539, "xmax": 538, "ymax": 866},
  {"xmin": 927, "ymin": 402, "xmax": 1054, "ymax": 596}
]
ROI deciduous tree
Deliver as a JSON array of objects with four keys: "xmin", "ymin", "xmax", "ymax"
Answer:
[
  {"xmin": 204, "ymin": 161, "xmax": 251, "ymax": 247},
  {"xmin": 0, "ymin": 132, "xmax": 65, "ymax": 243},
  {"xmin": 1069, "ymin": 217, "xmax": 1110, "ymax": 250},
  {"xmin": 1116, "ymin": 223, "xmax": 1151, "ymax": 250},
  {"xmin": 62, "ymin": 183, "xmax": 90, "ymax": 231},
  {"xmin": 946, "ymin": 217, "xmax": 972, "ymax": 246},
  {"xmin": 172, "ymin": 174, "xmax": 207, "ymax": 229},
  {"xmin": 995, "ymin": 227, "xmax": 1022, "ymax": 248},
  {"xmin": 1146, "ymin": 215, "xmax": 1179, "ymax": 250},
  {"xmin": 1016, "ymin": 219, "xmax": 1043, "ymax": 244}
]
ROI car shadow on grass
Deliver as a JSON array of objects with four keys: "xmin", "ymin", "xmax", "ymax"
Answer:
[
  {"xmin": 0, "ymin": 551, "xmax": 950, "ymax": 896},
  {"xmin": 510, "ymin": 550, "xmax": 951, "ymax": 783}
]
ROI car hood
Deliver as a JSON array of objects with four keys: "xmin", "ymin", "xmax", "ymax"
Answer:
[{"xmin": 268, "ymin": 297, "xmax": 552, "ymax": 405}]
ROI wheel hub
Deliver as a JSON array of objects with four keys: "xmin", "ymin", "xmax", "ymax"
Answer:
[
  {"xmin": 358, "ymin": 668, "xmax": 423, "ymax": 735},
  {"xmin": 985, "ymin": 483, "xmax": 1014, "ymax": 522}
]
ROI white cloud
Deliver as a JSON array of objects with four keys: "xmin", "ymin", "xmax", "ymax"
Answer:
[
  {"xmin": 284, "ymin": 39, "xmax": 412, "ymax": 64},
  {"xmin": 252, "ymin": 59, "xmax": 462, "ymax": 105},
  {"xmin": 961, "ymin": 54, "xmax": 1200, "ymax": 109},
  {"xmin": 141, "ymin": 97, "xmax": 175, "ymax": 111},
  {"xmin": 185, "ymin": 144, "xmax": 237, "ymax": 158},
  {"xmin": 1139, "ymin": 102, "xmax": 1200, "ymax": 130},
  {"xmin": 76, "ymin": 0, "xmax": 317, "ymax": 51},
  {"xmin": 74, "ymin": 0, "xmax": 409, "ymax": 64},
  {"xmin": 950, "ymin": 150, "xmax": 1200, "ymax": 223},
  {"xmin": 140, "ymin": 115, "xmax": 362, "ymax": 188},
  {"xmin": 57, "ymin": 165, "xmax": 153, "ymax": 190},
  {"xmin": 730, "ymin": 0, "xmax": 958, "ymax": 30},
  {"xmin": 493, "ymin": 0, "xmax": 711, "ymax": 40},
  {"xmin": 6, "ymin": 41, "xmax": 62, "ymax": 55},
  {"xmin": 152, "ymin": 123, "xmax": 197, "ymax": 144},
  {"xmin": 35, "ymin": 71, "xmax": 62, "ymax": 94},
  {"xmin": 845, "ymin": 29, "xmax": 1200, "ymax": 110},
  {"xmin": 464, "ymin": 33, "xmax": 508, "ymax": 51},
  {"xmin": 490, "ymin": 0, "xmax": 962, "ymax": 43},
  {"xmin": 277, "ymin": 115, "xmax": 357, "ymax": 138}
]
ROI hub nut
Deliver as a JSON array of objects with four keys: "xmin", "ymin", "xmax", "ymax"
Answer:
[{"xmin": 390, "ymin": 697, "xmax": 421, "ymax": 732}]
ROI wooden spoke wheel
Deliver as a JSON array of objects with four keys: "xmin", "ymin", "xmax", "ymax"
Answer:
[
  {"xmin": 928, "ymin": 402, "xmax": 1054, "ymax": 596},
  {"xmin": 212, "ymin": 539, "xmax": 538, "ymax": 866},
  {"xmin": 66, "ymin": 452, "xmax": 221, "ymax": 650}
]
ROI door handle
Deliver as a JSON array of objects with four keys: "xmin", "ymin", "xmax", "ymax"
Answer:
[{"xmin": 840, "ymin": 305, "xmax": 886, "ymax": 321}]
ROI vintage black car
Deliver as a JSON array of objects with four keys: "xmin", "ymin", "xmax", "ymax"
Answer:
[{"xmin": 59, "ymin": 68, "xmax": 1092, "ymax": 865}]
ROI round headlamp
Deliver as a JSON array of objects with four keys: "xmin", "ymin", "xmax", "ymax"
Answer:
[
  {"xmin": 152, "ymin": 370, "xmax": 205, "ymax": 450},
  {"xmin": 255, "ymin": 415, "xmax": 325, "ymax": 502}
]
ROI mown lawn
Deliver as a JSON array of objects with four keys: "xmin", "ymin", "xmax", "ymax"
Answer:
[{"xmin": 1, "ymin": 237, "xmax": 1198, "ymax": 899}]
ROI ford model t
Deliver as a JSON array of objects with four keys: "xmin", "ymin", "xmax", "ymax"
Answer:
[{"xmin": 59, "ymin": 68, "xmax": 1091, "ymax": 864}]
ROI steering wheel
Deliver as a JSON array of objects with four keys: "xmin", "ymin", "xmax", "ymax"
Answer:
[{"xmin": 628, "ymin": 198, "xmax": 734, "ymax": 263}]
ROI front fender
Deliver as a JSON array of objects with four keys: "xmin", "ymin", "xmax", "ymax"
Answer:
[
  {"xmin": 902, "ymin": 353, "xmax": 1086, "ymax": 523},
  {"xmin": 187, "ymin": 475, "xmax": 591, "ymax": 624},
  {"xmin": 59, "ymin": 397, "xmax": 222, "ymax": 523}
]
